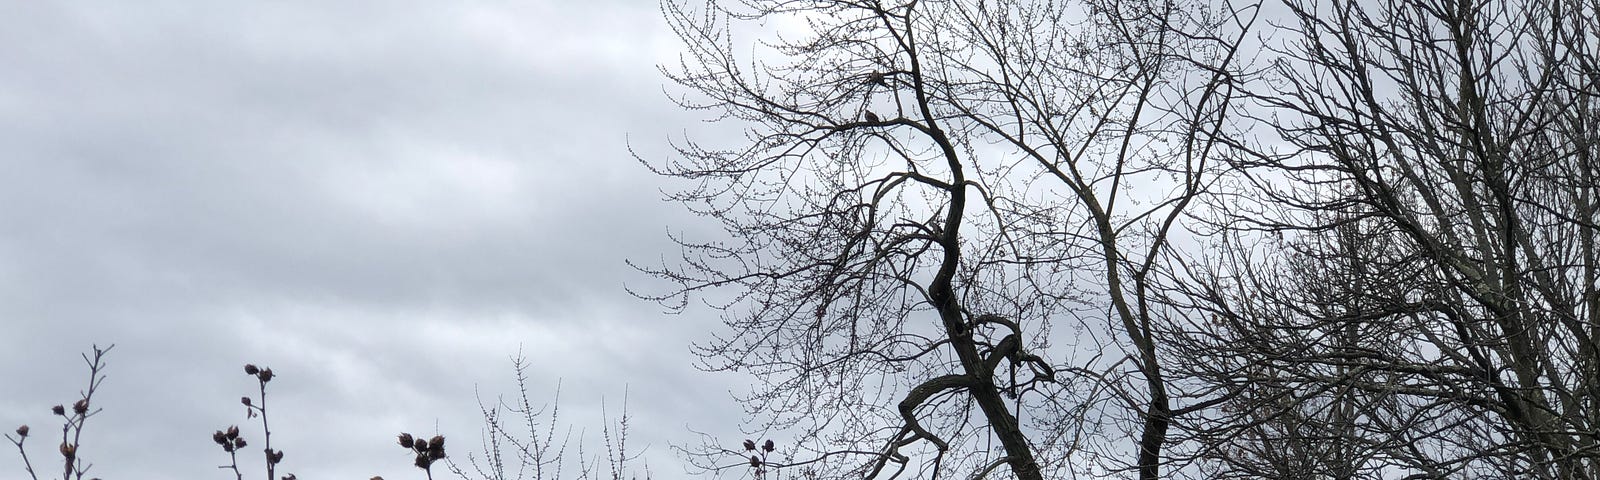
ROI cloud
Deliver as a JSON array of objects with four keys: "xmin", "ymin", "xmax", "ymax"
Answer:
[{"xmin": 0, "ymin": 1, "xmax": 745, "ymax": 479}]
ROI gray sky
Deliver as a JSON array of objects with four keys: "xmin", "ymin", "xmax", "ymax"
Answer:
[{"xmin": 0, "ymin": 2, "xmax": 748, "ymax": 479}]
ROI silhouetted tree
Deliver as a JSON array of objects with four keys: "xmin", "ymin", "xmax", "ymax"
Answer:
[
  {"xmin": 1171, "ymin": 0, "xmax": 1600, "ymax": 476},
  {"xmin": 642, "ymin": 0, "xmax": 1257, "ymax": 478}
]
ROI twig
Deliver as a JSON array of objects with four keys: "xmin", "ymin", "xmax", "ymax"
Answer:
[{"xmin": 6, "ymin": 425, "xmax": 40, "ymax": 480}]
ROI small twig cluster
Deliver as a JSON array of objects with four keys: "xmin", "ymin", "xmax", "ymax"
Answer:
[
  {"xmin": 741, "ymin": 438, "xmax": 776, "ymax": 479},
  {"xmin": 211, "ymin": 425, "xmax": 250, "ymax": 479},
  {"xmin": 11, "ymin": 347, "xmax": 466, "ymax": 480},
  {"xmin": 213, "ymin": 363, "xmax": 293, "ymax": 480},
  {"xmin": 396, "ymin": 432, "xmax": 447, "ymax": 480},
  {"xmin": 5, "ymin": 344, "xmax": 113, "ymax": 480}
]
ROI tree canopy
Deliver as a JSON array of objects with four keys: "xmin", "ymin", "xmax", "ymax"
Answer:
[{"xmin": 642, "ymin": 0, "xmax": 1600, "ymax": 478}]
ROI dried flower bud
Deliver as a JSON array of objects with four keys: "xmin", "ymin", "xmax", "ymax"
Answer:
[
  {"xmin": 213, "ymin": 430, "xmax": 228, "ymax": 445},
  {"xmin": 267, "ymin": 449, "xmax": 284, "ymax": 464},
  {"xmin": 241, "ymin": 396, "xmax": 252, "ymax": 406},
  {"xmin": 223, "ymin": 442, "xmax": 235, "ymax": 453},
  {"xmin": 414, "ymin": 453, "xmax": 430, "ymax": 468},
  {"xmin": 60, "ymin": 442, "xmax": 76, "ymax": 459},
  {"xmin": 226, "ymin": 425, "xmax": 240, "ymax": 439},
  {"xmin": 51, "ymin": 405, "xmax": 65, "ymax": 416},
  {"xmin": 763, "ymin": 439, "xmax": 774, "ymax": 452},
  {"xmin": 743, "ymin": 439, "xmax": 756, "ymax": 451},
  {"xmin": 749, "ymin": 455, "xmax": 760, "ymax": 467},
  {"xmin": 414, "ymin": 437, "xmax": 428, "ymax": 450},
  {"xmin": 427, "ymin": 438, "xmax": 446, "ymax": 460},
  {"xmin": 234, "ymin": 437, "xmax": 248, "ymax": 449},
  {"xmin": 15, "ymin": 425, "xmax": 27, "ymax": 437},
  {"xmin": 244, "ymin": 364, "xmax": 259, "ymax": 375},
  {"xmin": 72, "ymin": 399, "xmax": 89, "ymax": 415},
  {"xmin": 257, "ymin": 368, "xmax": 274, "ymax": 383},
  {"xmin": 398, "ymin": 433, "xmax": 414, "ymax": 449}
]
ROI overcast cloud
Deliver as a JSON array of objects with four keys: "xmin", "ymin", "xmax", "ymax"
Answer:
[{"xmin": 0, "ymin": 2, "xmax": 744, "ymax": 479}]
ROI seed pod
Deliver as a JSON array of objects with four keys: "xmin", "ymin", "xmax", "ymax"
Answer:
[
  {"xmin": 414, "ymin": 438, "xmax": 428, "ymax": 450},
  {"xmin": 51, "ymin": 405, "xmax": 65, "ymax": 416},
  {"xmin": 398, "ymin": 433, "xmax": 414, "ymax": 449},
  {"xmin": 72, "ymin": 399, "xmax": 89, "ymax": 415},
  {"xmin": 244, "ymin": 364, "xmax": 259, "ymax": 375},
  {"xmin": 743, "ymin": 439, "xmax": 756, "ymax": 451},
  {"xmin": 241, "ymin": 396, "xmax": 253, "ymax": 406},
  {"xmin": 257, "ymin": 368, "xmax": 274, "ymax": 383},
  {"xmin": 749, "ymin": 455, "xmax": 760, "ymax": 467},
  {"xmin": 763, "ymin": 439, "xmax": 775, "ymax": 452},
  {"xmin": 60, "ymin": 442, "xmax": 76, "ymax": 459},
  {"xmin": 14, "ymin": 425, "xmax": 27, "ymax": 437},
  {"xmin": 226, "ymin": 425, "xmax": 240, "ymax": 439},
  {"xmin": 213, "ymin": 430, "xmax": 228, "ymax": 445}
]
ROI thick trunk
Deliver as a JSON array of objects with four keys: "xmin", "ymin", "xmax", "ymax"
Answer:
[{"xmin": 1138, "ymin": 391, "xmax": 1170, "ymax": 480}]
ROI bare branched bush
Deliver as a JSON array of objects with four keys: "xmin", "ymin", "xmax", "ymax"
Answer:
[
  {"xmin": 450, "ymin": 355, "xmax": 648, "ymax": 480},
  {"xmin": 8, "ymin": 346, "xmax": 651, "ymax": 480},
  {"xmin": 6, "ymin": 344, "xmax": 113, "ymax": 480},
  {"xmin": 211, "ymin": 363, "xmax": 294, "ymax": 480}
]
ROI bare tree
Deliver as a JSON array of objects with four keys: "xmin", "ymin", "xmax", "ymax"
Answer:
[
  {"xmin": 1170, "ymin": 0, "xmax": 1600, "ymax": 477},
  {"xmin": 641, "ymin": 0, "xmax": 1255, "ymax": 478}
]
